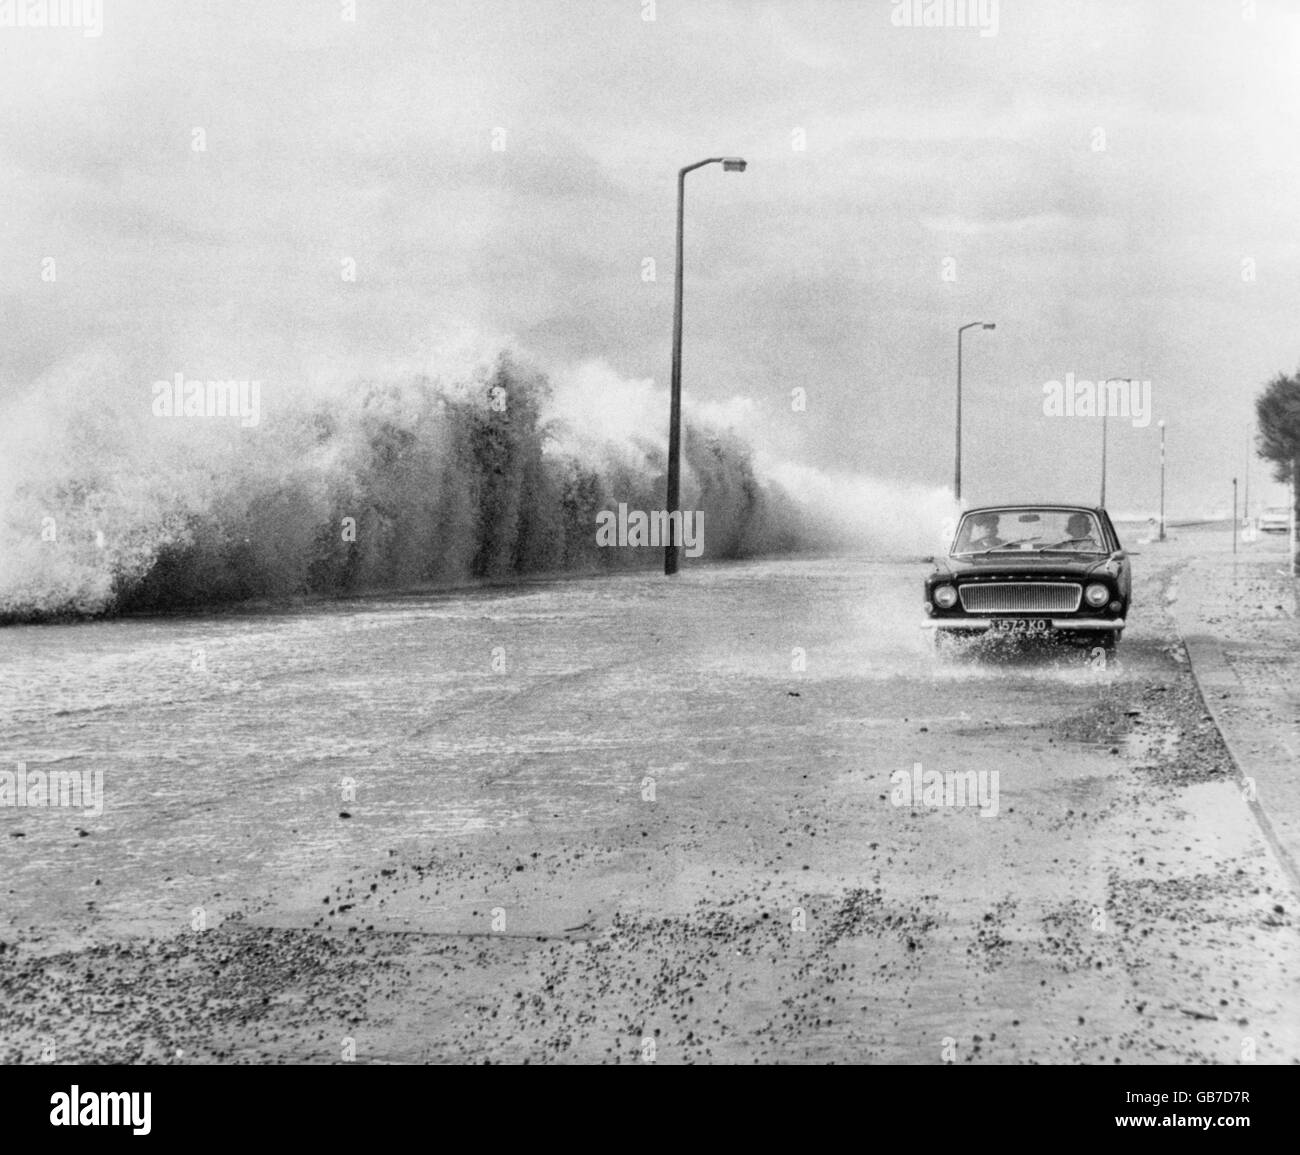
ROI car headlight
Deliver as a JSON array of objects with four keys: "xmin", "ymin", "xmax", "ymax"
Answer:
[
  {"xmin": 933, "ymin": 584, "xmax": 958, "ymax": 609},
  {"xmin": 1084, "ymin": 583, "xmax": 1109, "ymax": 607}
]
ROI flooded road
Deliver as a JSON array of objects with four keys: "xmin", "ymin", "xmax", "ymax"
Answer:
[{"xmin": 2, "ymin": 546, "xmax": 1297, "ymax": 1063}]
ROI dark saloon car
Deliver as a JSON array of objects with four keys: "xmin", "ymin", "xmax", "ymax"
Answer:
[{"xmin": 922, "ymin": 504, "xmax": 1131, "ymax": 649}]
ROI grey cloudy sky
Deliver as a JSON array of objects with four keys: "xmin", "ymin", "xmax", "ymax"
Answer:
[{"xmin": 3, "ymin": 0, "xmax": 1298, "ymax": 516}]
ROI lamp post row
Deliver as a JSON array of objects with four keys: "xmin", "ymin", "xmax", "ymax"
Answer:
[{"xmin": 665, "ymin": 165, "xmax": 1174, "ymax": 574}]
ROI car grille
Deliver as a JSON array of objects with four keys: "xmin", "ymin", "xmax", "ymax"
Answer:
[{"xmin": 958, "ymin": 582, "xmax": 1082, "ymax": 613}]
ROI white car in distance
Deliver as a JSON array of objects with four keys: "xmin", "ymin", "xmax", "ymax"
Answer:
[{"xmin": 1259, "ymin": 505, "xmax": 1292, "ymax": 534}]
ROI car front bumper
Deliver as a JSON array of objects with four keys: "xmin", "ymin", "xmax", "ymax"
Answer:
[{"xmin": 919, "ymin": 618, "xmax": 1126, "ymax": 632}]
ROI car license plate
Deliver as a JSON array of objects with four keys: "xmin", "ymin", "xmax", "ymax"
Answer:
[{"xmin": 990, "ymin": 618, "xmax": 1050, "ymax": 634}]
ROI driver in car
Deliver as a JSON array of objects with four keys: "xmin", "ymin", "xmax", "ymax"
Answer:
[{"xmin": 1062, "ymin": 512, "xmax": 1100, "ymax": 550}]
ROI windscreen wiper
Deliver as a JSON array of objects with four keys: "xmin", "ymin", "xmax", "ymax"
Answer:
[{"xmin": 1032, "ymin": 538, "xmax": 1096, "ymax": 552}]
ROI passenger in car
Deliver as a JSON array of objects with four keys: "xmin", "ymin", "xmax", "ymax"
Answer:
[{"xmin": 966, "ymin": 513, "xmax": 1004, "ymax": 550}]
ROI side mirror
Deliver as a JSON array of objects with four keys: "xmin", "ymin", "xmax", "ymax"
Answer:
[
  {"xmin": 921, "ymin": 555, "xmax": 935, "ymax": 565},
  {"xmin": 1110, "ymin": 550, "xmax": 1128, "ymax": 561}
]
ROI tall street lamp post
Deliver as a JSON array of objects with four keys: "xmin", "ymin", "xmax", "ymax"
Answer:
[
  {"xmin": 665, "ymin": 156, "xmax": 747, "ymax": 575},
  {"xmin": 955, "ymin": 321, "xmax": 995, "ymax": 503}
]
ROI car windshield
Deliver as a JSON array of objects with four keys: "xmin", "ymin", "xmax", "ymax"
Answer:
[{"xmin": 952, "ymin": 509, "xmax": 1106, "ymax": 555}]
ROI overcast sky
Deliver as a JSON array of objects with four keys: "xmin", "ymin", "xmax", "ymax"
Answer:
[{"xmin": 3, "ymin": 0, "xmax": 1298, "ymax": 517}]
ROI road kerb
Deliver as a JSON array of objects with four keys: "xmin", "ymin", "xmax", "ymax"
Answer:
[{"xmin": 1177, "ymin": 630, "xmax": 1300, "ymax": 899}]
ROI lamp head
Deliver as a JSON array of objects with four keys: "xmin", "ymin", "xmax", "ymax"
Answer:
[
  {"xmin": 982, "ymin": 323, "xmax": 996, "ymax": 330},
  {"xmin": 721, "ymin": 157, "xmax": 747, "ymax": 172}
]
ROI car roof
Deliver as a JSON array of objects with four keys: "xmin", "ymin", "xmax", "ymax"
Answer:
[{"xmin": 960, "ymin": 504, "xmax": 1106, "ymax": 515}]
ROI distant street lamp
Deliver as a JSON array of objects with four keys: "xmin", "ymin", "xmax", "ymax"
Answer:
[
  {"xmin": 1100, "ymin": 376, "xmax": 1133, "ymax": 507},
  {"xmin": 1232, "ymin": 477, "xmax": 1238, "ymax": 555},
  {"xmin": 1158, "ymin": 419, "xmax": 1166, "ymax": 542},
  {"xmin": 1243, "ymin": 428, "xmax": 1250, "ymax": 528},
  {"xmin": 1291, "ymin": 466, "xmax": 1298, "ymax": 579},
  {"xmin": 665, "ymin": 156, "xmax": 747, "ymax": 576},
  {"xmin": 1101, "ymin": 411, "xmax": 1107, "ymax": 506},
  {"xmin": 955, "ymin": 321, "xmax": 995, "ymax": 503}
]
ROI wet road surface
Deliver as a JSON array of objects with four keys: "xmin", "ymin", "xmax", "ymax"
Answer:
[{"xmin": 2, "ymin": 541, "xmax": 1297, "ymax": 1063}]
